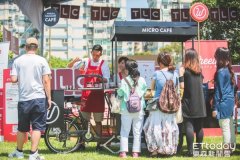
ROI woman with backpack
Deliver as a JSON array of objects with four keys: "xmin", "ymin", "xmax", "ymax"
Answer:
[
  {"xmin": 144, "ymin": 52, "xmax": 179, "ymax": 157},
  {"xmin": 212, "ymin": 47, "xmax": 236, "ymax": 152},
  {"xmin": 117, "ymin": 59, "xmax": 147, "ymax": 158},
  {"xmin": 179, "ymin": 49, "xmax": 206, "ymax": 157}
]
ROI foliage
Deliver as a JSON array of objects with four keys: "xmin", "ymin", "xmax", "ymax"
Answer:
[
  {"xmin": 192, "ymin": 0, "xmax": 240, "ymax": 64},
  {"xmin": 159, "ymin": 42, "xmax": 181, "ymax": 54},
  {"xmin": 0, "ymin": 26, "xmax": 2, "ymax": 42},
  {"xmin": 48, "ymin": 56, "xmax": 70, "ymax": 69},
  {"xmin": 8, "ymin": 51, "xmax": 14, "ymax": 60},
  {"xmin": 134, "ymin": 51, "xmax": 153, "ymax": 55}
]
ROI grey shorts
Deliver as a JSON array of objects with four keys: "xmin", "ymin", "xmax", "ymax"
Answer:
[{"xmin": 81, "ymin": 112, "xmax": 104, "ymax": 122}]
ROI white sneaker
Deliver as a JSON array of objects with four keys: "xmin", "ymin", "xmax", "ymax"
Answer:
[
  {"xmin": 29, "ymin": 151, "xmax": 45, "ymax": 160},
  {"xmin": 8, "ymin": 149, "xmax": 24, "ymax": 159}
]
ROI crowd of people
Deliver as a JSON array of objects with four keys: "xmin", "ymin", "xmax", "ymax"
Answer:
[
  {"xmin": 116, "ymin": 47, "xmax": 237, "ymax": 158},
  {"xmin": 8, "ymin": 37, "xmax": 237, "ymax": 159}
]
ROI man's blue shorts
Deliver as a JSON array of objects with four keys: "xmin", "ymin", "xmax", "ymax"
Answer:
[{"xmin": 18, "ymin": 98, "xmax": 47, "ymax": 132}]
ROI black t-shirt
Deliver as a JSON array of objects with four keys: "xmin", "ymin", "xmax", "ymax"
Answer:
[{"xmin": 182, "ymin": 69, "xmax": 207, "ymax": 118}]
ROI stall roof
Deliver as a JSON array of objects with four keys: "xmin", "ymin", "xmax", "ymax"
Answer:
[{"xmin": 111, "ymin": 21, "xmax": 197, "ymax": 42}]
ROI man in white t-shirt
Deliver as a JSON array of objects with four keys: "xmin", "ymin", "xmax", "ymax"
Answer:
[
  {"xmin": 68, "ymin": 44, "xmax": 110, "ymax": 151},
  {"xmin": 9, "ymin": 37, "xmax": 51, "ymax": 160}
]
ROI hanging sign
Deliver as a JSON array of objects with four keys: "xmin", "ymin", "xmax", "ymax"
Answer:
[
  {"xmin": 42, "ymin": 8, "xmax": 60, "ymax": 26},
  {"xmin": 189, "ymin": 2, "xmax": 209, "ymax": 22},
  {"xmin": 91, "ymin": 6, "xmax": 120, "ymax": 21}
]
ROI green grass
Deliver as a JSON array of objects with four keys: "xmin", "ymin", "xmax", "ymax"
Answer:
[{"xmin": 0, "ymin": 136, "xmax": 240, "ymax": 160}]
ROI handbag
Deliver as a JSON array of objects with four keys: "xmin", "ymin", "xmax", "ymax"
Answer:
[
  {"xmin": 176, "ymin": 103, "xmax": 183, "ymax": 123},
  {"xmin": 146, "ymin": 98, "xmax": 158, "ymax": 111},
  {"xmin": 176, "ymin": 78, "xmax": 183, "ymax": 123},
  {"xmin": 110, "ymin": 94, "xmax": 121, "ymax": 113}
]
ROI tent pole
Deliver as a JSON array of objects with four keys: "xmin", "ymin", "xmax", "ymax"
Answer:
[
  {"xmin": 181, "ymin": 42, "xmax": 184, "ymax": 63},
  {"xmin": 192, "ymin": 38, "xmax": 194, "ymax": 49},
  {"xmin": 41, "ymin": 5, "xmax": 44, "ymax": 57},
  {"xmin": 111, "ymin": 40, "xmax": 114, "ymax": 82},
  {"xmin": 115, "ymin": 36, "xmax": 118, "ymax": 86}
]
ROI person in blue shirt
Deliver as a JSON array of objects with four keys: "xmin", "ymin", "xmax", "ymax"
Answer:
[
  {"xmin": 144, "ymin": 52, "xmax": 179, "ymax": 157},
  {"xmin": 212, "ymin": 47, "xmax": 236, "ymax": 151}
]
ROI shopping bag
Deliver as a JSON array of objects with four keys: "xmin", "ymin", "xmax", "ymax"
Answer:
[
  {"xmin": 146, "ymin": 98, "xmax": 158, "ymax": 111},
  {"xmin": 110, "ymin": 94, "xmax": 121, "ymax": 113},
  {"xmin": 176, "ymin": 103, "xmax": 183, "ymax": 124}
]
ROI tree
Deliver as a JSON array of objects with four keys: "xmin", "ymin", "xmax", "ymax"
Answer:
[
  {"xmin": 159, "ymin": 42, "xmax": 181, "ymax": 54},
  {"xmin": 0, "ymin": 28, "xmax": 2, "ymax": 42},
  {"xmin": 192, "ymin": 0, "xmax": 240, "ymax": 64},
  {"xmin": 48, "ymin": 56, "xmax": 70, "ymax": 68},
  {"xmin": 134, "ymin": 51, "xmax": 153, "ymax": 55},
  {"xmin": 158, "ymin": 42, "xmax": 182, "ymax": 64}
]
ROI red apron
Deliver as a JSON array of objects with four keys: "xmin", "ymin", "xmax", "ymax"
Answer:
[{"xmin": 81, "ymin": 59, "xmax": 105, "ymax": 113}]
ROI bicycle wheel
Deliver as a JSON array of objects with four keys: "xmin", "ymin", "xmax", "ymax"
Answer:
[{"xmin": 44, "ymin": 118, "xmax": 81, "ymax": 153}]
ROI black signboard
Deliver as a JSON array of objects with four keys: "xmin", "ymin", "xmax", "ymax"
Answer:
[
  {"xmin": 42, "ymin": 8, "xmax": 59, "ymax": 26},
  {"xmin": 47, "ymin": 90, "xmax": 64, "ymax": 129}
]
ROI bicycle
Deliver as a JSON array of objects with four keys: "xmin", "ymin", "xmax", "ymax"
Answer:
[{"xmin": 44, "ymin": 74, "xmax": 120, "ymax": 154}]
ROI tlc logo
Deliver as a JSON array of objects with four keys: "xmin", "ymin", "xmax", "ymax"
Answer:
[{"xmin": 51, "ymin": 4, "xmax": 80, "ymax": 19}]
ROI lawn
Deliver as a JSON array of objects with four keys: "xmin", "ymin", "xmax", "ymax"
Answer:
[{"xmin": 0, "ymin": 135, "xmax": 239, "ymax": 160}]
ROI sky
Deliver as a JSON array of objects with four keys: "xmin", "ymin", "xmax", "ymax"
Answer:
[
  {"xmin": 126, "ymin": 0, "xmax": 149, "ymax": 20},
  {"xmin": 127, "ymin": 0, "xmax": 148, "ymax": 8}
]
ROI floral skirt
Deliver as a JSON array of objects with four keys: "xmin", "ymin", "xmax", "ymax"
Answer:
[{"xmin": 143, "ymin": 110, "xmax": 179, "ymax": 155}]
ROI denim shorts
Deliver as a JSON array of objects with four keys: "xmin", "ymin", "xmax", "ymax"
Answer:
[{"xmin": 18, "ymin": 98, "xmax": 47, "ymax": 132}]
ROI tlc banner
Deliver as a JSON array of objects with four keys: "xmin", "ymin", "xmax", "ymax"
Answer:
[
  {"xmin": 91, "ymin": 6, "xmax": 120, "ymax": 21},
  {"xmin": 172, "ymin": 8, "xmax": 238, "ymax": 22},
  {"xmin": 184, "ymin": 40, "xmax": 228, "ymax": 88}
]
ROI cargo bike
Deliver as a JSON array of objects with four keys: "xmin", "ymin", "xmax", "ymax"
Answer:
[{"xmin": 44, "ymin": 74, "xmax": 121, "ymax": 154}]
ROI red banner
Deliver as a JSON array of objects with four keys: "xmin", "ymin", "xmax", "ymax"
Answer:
[
  {"xmin": 0, "ymin": 89, "xmax": 3, "ymax": 141},
  {"xmin": 10, "ymin": 36, "xmax": 19, "ymax": 55},
  {"xmin": 3, "ymin": 27, "xmax": 11, "ymax": 42},
  {"xmin": 184, "ymin": 40, "xmax": 228, "ymax": 88},
  {"xmin": 232, "ymin": 65, "xmax": 240, "ymax": 91},
  {"xmin": 3, "ymin": 69, "xmax": 18, "ymax": 141}
]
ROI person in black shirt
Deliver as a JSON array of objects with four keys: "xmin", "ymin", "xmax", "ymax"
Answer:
[{"xmin": 179, "ymin": 49, "xmax": 206, "ymax": 157}]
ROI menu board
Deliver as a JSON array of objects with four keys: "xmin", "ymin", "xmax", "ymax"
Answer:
[
  {"xmin": 5, "ymin": 83, "xmax": 18, "ymax": 124},
  {"xmin": 137, "ymin": 60, "xmax": 155, "ymax": 88}
]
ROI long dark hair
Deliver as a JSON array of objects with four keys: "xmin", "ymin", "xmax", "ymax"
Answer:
[
  {"xmin": 157, "ymin": 52, "xmax": 175, "ymax": 71},
  {"xmin": 125, "ymin": 59, "xmax": 140, "ymax": 87},
  {"xmin": 118, "ymin": 56, "xmax": 129, "ymax": 64},
  {"xmin": 184, "ymin": 48, "xmax": 201, "ymax": 74},
  {"xmin": 214, "ymin": 47, "xmax": 235, "ymax": 85}
]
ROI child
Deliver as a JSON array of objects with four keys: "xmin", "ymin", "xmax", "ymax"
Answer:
[{"xmin": 117, "ymin": 59, "xmax": 147, "ymax": 158}]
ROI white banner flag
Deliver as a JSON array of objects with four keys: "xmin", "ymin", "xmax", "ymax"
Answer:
[{"xmin": 0, "ymin": 42, "xmax": 10, "ymax": 88}]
